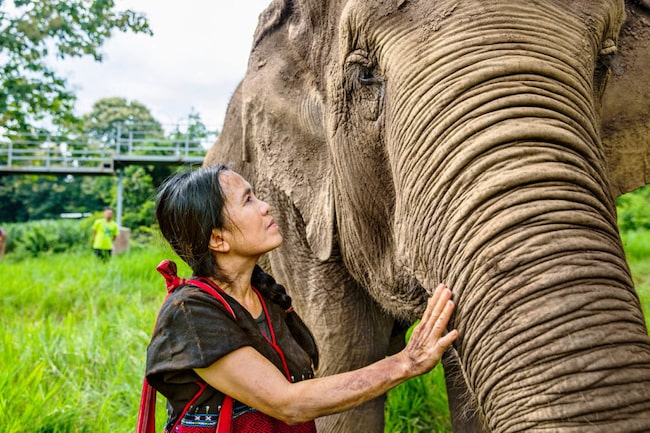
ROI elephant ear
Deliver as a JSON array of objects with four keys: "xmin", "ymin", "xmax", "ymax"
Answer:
[
  {"xmin": 601, "ymin": 1, "xmax": 650, "ymax": 197},
  {"xmin": 241, "ymin": 0, "xmax": 335, "ymax": 261}
]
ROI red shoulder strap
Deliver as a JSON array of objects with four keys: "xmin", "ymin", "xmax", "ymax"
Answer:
[
  {"xmin": 187, "ymin": 278, "xmax": 236, "ymax": 318},
  {"xmin": 190, "ymin": 278, "xmax": 292, "ymax": 381},
  {"xmin": 137, "ymin": 261, "xmax": 236, "ymax": 433}
]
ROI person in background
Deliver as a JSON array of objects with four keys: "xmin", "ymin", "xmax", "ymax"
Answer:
[
  {"xmin": 0, "ymin": 227, "xmax": 6, "ymax": 259},
  {"xmin": 145, "ymin": 165, "xmax": 458, "ymax": 432},
  {"xmin": 91, "ymin": 208, "xmax": 119, "ymax": 261}
]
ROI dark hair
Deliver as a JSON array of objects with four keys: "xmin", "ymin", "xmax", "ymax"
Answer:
[
  {"xmin": 156, "ymin": 165, "xmax": 229, "ymax": 278},
  {"xmin": 155, "ymin": 165, "xmax": 319, "ymax": 369}
]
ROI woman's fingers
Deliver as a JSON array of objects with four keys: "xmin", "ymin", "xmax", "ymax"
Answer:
[
  {"xmin": 417, "ymin": 285, "xmax": 446, "ymax": 330},
  {"xmin": 418, "ymin": 284, "xmax": 453, "ymax": 338},
  {"xmin": 405, "ymin": 284, "xmax": 458, "ymax": 374}
]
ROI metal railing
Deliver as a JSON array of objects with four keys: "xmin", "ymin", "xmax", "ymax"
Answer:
[{"xmin": 0, "ymin": 129, "xmax": 214, "ymax": 176}]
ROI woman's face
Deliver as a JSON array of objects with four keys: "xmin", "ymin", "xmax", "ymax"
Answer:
[{"xmin": 218, "ymin": 170, "xmax": 283, "ymax": 258}]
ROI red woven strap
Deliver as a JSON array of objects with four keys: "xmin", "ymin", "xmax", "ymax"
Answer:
[
  {"xmin": 136, "ymin": 378, "xmax": 157, "ymax": 433},
  {"xmin": 217, "ymin": 395, "xmax": 233, "ymax": 433},
  {"xmin": 156, "ymin": 259, "xmax": 187, "ymax": 293},
  {"xmin": 233, "ymin": 411, "xmax": 317, "ymax": 433},
  {"xmin": 136, "ymin": 260, "xmax": 191, "ymax": 433}
]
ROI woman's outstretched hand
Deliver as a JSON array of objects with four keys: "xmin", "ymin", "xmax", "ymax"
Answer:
[
  {"xmin": 399, "ymin": 284, "xmax": 458, "ymax": 377},
  {"xmin": 194, "ymin": 282, "xmax": 458, "ymax": 423}
]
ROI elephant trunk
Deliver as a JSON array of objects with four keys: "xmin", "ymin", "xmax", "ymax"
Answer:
[
  {"xmin": 432, "ymin": 138, "xmax": 650, "ymax": 430},
  {"xmin": 409, "ymin": 108, "xmax": 650, "ymax": 431},
  {"xmin": 388, "ymin": 28, "xmax": 650, "ymax": 433}
]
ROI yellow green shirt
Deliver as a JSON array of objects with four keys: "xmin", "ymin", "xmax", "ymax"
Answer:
[{"xmin": 92, "ymin": 218, "xmax": 119, "ymax": 250}]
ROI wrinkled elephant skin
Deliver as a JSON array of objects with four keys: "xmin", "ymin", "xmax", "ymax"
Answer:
[{"xmin": 205, "ymin": 1, "xmax": 650, "ymax": 432}]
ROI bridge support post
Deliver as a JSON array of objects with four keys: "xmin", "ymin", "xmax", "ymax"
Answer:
[{"xmin": 116, "ymin": 168, "xmax": 124, "ymax": 227}]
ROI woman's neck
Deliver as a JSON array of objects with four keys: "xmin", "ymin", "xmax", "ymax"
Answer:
[{"xmin": 208, "ymin": 271, "xmax": 261, "ymax": 317}]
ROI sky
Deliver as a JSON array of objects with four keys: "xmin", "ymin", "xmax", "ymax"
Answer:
[{"xmin": 50, "ymin": 1, "xmax": 271, "ymax": 132}]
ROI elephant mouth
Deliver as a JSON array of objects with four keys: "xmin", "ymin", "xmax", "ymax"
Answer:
[{"xmin": 388, "ymin": 271, "xmax": 433, "ymax": 321}]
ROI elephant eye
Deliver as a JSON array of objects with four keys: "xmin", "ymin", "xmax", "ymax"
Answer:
[
  {"xmin": 358, "ymin": 66, "xmax": 378, "ymax": 85},
  {"xmin": 344, "ymin": 50, "xmax": 384, "ymax": 121},
  {"xmin": 593, "ymin": 38, "xmax": 617, "ymax": 99},
  {"xmin": 346, "ymin": 50, "xmax": 381, "ymax": 85}
]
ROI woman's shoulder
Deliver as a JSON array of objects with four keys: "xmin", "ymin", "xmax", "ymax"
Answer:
[{"xmin": 160, "ymin": 283, "xmax": 237, "ymax": 318}]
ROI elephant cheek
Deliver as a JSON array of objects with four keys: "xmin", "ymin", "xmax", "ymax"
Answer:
[{"xmin": 328, "ymin": 73, "xmax": 400, "ymax": 297}]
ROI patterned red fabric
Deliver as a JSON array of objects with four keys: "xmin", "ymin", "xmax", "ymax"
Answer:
[
  {"xmin": 174, "ymin": 426, "xmax": 216, "ymax": 433},
  {"xmin": 233, "ymin": 411, "xmax": 317, "ymax": 433}
]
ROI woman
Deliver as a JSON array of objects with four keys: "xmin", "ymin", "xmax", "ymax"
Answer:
[{"xmin": 146, "ymin": 164, "xmax": 458, "ymax": 432}]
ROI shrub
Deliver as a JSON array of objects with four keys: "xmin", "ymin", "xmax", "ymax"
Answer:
[
  {"xmin": 2, "ymin": 219, "xmax": 89, "ymax": 259},
  {"xmin": 616, "ymin": 184, "xmax": 650, "ymax": 232}
]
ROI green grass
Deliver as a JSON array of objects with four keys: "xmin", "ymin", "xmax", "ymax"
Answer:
[
  {"xmin": 0, "ymin": 232, "xmax": 649, "ymax": 433},
  {"xmin": 622, "ymin": 230, "xmax": 650, "ymax": 330},
  {"xmin": 0, "ymin": 243, "xmax": 188, "ymax": 433},
  {"xmin": 385, "ymin": 364, "xmax": 451, "ymax": 432}
]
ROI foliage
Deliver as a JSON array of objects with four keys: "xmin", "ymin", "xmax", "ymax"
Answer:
[
  {"xmin": 385, "ymin": 364, "xmax": 451, "ymax": 432},
  {"xmin": 82, "ymin": 97, "xmax": 164, "ymax": 145},
  {"xmin": 80, "ymin": 97, "xmax": 195, "ymax": 230},
  {"xmin": 169, "ymin": 109, "xmax": 215, "ymax": 155},
  {"xmin": 620, "ymin": 229, "xmax": 650, "ymax": 262},
  {"xmin": 0, "ymin": 218, "xmax": 90, "ymax": 258},
  {"xmin": 0, "ymin": 174, "xmax": 108, "ymax": 222},
  {"xmin": 616, "ymin": 184, "xmax": 650, "ymax": 232},
  {"xmin": 627, "ymin": 247, "xmax": 650, "ymax": 331},
  {"xmin": 0, "ymin": 96, "xmax": 210, "ymax": 226},
  {"xmin": 0, "ymin": 175, "xmax": 30, "ymax": 221},
  {"xmin": 0, "ymin": 0, "xmax": 151, "ymax": 133},
  {"xmin": 0, "ymin": 214, "xmax": 160, "ymax": 260},
  {"xmin": 122, "ymin": 194, "xmax": 157, "ymax": 229}
]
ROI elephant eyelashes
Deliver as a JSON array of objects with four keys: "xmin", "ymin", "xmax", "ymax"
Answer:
[
  {"xmin": 345, "ymin": 50, "xmax": 382, "ymax": 85},
  {"xmin": 358, "ymin": 66, "xmax": 379, "ymax": 85},
  {"xmin": 344, "ymin": 51, "xmax": 385, "ymax": 121}
]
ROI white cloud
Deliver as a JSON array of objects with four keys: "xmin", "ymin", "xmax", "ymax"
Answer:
[{"xmin": 50, "ymin": 1, "xmax": 270, "ymax": 131}]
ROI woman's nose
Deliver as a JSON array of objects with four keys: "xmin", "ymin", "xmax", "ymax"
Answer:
[{"xmin": 260, "ymin": 200, "xmax": 271, "ymax": 214}]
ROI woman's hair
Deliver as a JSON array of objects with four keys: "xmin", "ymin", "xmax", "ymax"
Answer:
[
  {"xmin": 156, "ymin": 164, "xmax": 230, "ymax": 278},
  {"xmin": 252, "ymin": 265, "xmax": 319, "ymax": 369},
  {"xmin": 156, "ymin": 165, "xmax": 319, "ymax": 369}
]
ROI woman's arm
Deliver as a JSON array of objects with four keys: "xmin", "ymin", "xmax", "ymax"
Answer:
[{"xmin": 195, "ymin": 284, "xmax": 458, "ymax": 425}]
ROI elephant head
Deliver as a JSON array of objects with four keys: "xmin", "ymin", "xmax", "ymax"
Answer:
[{"xmin": 205, "ymin": 1, "xmax": 650, "ymax": 432}]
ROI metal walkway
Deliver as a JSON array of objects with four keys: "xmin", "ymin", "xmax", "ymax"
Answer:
[
  {"xmin": 0, "ymin": 130, "xmax": 212, "ymax": 176},
  {"xmin": 0, "ymin": 128, "xmax": 216, "ymax": 226}
]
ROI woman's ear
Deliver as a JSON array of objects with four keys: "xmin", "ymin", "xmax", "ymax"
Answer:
[{"xmin": 209, "ymin": 229, "xmax": 230, "ymax": 253}]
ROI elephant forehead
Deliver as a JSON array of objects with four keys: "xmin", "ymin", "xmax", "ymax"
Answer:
[{"xmin": 340, "ymin": 0, "xmax": 624, "ymax": 51}]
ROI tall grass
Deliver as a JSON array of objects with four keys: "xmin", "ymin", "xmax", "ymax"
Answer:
[
  {"xmin": 1, "ymin": 232, "xmax": 649, "ymax": 432},
  {"xmin": 622, "ymin": 230, "xmax": 650, "ymax": 330},
  {"xmin": 0, "ymin": 242, "xmax": 187, "ymax": 433}
]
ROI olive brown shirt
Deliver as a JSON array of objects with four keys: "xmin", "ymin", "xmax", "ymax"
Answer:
[{"xmin": 146, "ymin": 283, "xmax": 315, "ymax": 430}]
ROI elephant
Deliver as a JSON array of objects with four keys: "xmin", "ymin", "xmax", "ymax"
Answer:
[{"xmin": 204, "ymin": 0, "xmax": 650, "ymax": 432}]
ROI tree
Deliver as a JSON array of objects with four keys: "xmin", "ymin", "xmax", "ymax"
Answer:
[
  {"xmin": 0, "ymin": 0, "xmax": 151, "ymax": 134},
  {"xmin": 82, "ymin": 97, "xmax": 164, "ymax": 147},
  {"xmin": 83, "ymin": 97, "xmax": 171, "ymax": 229},
  {"xmin": 0, "ymin": 174, "xmax": 107, "ymax": 222},
  {"xmin": 169, "ymin": 108, "xmax": 217, "ymax": 157}
]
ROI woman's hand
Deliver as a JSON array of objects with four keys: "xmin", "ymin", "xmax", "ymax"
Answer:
[
  {"xmin": 399, "ymin": 284, "xmax": 458, "ymax": 377},
  {"xmin": 195, "ymin": 283, "xmax": 459, "ymax": 424}
]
